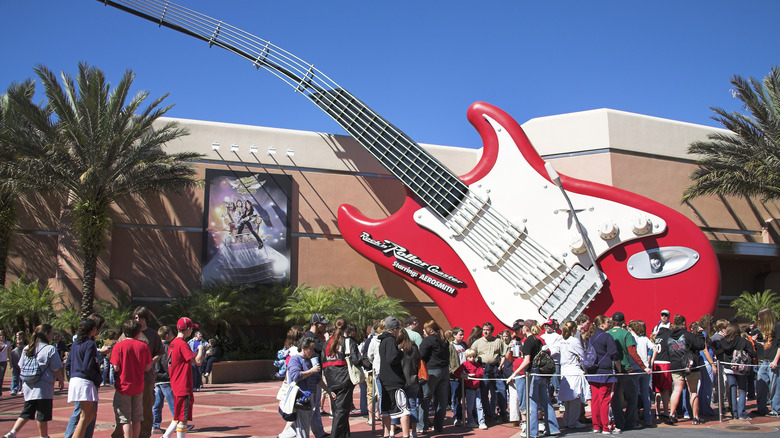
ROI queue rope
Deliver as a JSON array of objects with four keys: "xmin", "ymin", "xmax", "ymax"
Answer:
[{"xmin": 465, "ymin": 362, "xmax": 709, "ymax": 380}]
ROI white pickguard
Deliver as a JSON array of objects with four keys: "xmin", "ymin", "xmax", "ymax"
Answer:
[{"xmin": 414, "ymin": 114, "xmax": 666, "ymax": 326}]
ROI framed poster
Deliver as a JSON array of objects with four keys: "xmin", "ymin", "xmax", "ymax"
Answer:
[{"xmin": 201, "ymin": 169, "xmax": 292, "ymax": 286}]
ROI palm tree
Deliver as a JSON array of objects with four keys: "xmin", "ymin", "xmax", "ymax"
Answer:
[
  {"xmin": 730, "ymin": 289, "xmax": 780, "ymax": 321},
  {"xmin": 332, "ymin": 285, "xmax": 409, "ymax": 334},
  {"xmin": 683, "ymin": 66, "xmax": 780, "ymax": 201},
  {"xmin": 0, "ymin": 276, "xmax": 58, "ymax": 334},
  {"xmin": 0, "ymin": 80, "xmax": 38, "ymax": 286},
  {"xmin": 1, "ymin": 63, "xmax": 204, "ymax": 316},
  {"xmin": 280, "ymin": 284, "xmax": 338, "ymax": 325},
  {"xmin": 161, "ymin": 282, "xmax": 250, "ymax": 338}
]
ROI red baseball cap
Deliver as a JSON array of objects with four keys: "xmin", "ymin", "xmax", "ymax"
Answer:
[{"xmin": 177, "ymin": 317, "xmax": 198, "ymax": 331}]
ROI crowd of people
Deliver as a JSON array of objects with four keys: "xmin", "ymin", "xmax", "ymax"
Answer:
[
  {"xmin": 275, "ymin": 308, "xmax": 780, "ymax": 438},
  {"xmin": 0, "ymin": 308, "xmax": 213, "ymax": 438},
  {"xmin": 1, "ymin": 304, "xmax": 779, "ymax": 438}
]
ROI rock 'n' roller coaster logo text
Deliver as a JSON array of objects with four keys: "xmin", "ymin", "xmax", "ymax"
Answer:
[{"xmin": 360, "ymin": 232, "xmax": 464, "ymax": 295}]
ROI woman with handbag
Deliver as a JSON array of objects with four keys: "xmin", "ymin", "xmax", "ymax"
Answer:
[
  {"xmin": 282, "ymin": 337, "xmax": 332, "ymax": 438},
  {"xmin": 323, "ymin": 317, "xmax": 361, "ymax": 437},
  {"xmin": 418, "ymin": 320, "xmax": 450, "ymax": 434}
]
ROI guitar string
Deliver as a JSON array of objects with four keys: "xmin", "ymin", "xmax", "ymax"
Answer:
[
  {"xmin": 111, "ymin": 0, "xmax": 573, "ymax": 312},
  {"xmin": 111, "ymin": 0, "xmax": 579, "ymax": 313}
]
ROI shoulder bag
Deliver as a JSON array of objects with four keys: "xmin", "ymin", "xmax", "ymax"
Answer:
[{"xmin": 345, "ymin": 339, "xmax": 366, "ymax": 385}]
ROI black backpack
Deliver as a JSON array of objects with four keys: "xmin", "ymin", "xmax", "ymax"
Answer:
[{"xmin": 667, "ymin": 334, "xmax": 695, "ymax": 374}]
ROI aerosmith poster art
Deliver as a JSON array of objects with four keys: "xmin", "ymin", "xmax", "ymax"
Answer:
[{"xmin": 201, "ymin": 169, "xmax": 292, "ymax": 286}]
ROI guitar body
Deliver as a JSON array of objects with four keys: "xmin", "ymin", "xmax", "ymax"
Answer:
[{"xmin": 339, "ymin": 102, "xmax": 720, "ymax": 329}]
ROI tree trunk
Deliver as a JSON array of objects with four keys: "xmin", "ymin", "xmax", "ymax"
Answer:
[
  {"xmin": 0, "ymin": 199, "xmax": 16, "ymax": 287},
  {"xmin": 81, "ymin": 249, "xmax": 97, "ymax": 317}
]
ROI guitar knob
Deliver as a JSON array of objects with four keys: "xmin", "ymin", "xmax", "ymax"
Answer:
[
  {"xmin": 569, "ymin": 235, "xmax": 587, "ymax": 255},
  {"xmin": 632, "ymin": 215, "xmax": 652, "ymax": 235},
  {"xmin": 599, "ymin": 221, "xmax": 619, "ymax": 240}
]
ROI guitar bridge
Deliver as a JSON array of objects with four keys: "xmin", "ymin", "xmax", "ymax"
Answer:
[{"xmin": 539, "ymin": 264, "xmax": 604, "ymax": 322}]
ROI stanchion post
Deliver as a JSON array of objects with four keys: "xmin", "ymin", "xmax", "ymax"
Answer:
[
  {"xmin": 460, "ymin": 377, "xmax": 466, "ymax": 428},
  {"xmin": 525, "ymin": 371, "xmax": 531, "ymax": 438},
  {"xmin": 716, "ymin": 359, "xmax": 723, "ymax": 423}
]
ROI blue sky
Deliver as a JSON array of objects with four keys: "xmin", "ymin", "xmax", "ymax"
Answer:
[{"xmin": 1, "ymin": 0, "xmax": 778, "ymax": 149}]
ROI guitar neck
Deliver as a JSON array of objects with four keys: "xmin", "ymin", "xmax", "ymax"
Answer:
[{"xmin": 100, "ymin": 0, "xmax": 467, "ymax": 218}]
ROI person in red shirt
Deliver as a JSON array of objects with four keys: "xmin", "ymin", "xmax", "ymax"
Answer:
[
  {"xmin": 161, "ymin": 318, "xmax": 203, "ymax": 438},
  {"xmin": 453, "ymin": 350, "xmax": 487, "ymax": 429},
  {"xmin": 111, "ymin": 320, "xmax": 153, "ymax": 438}
]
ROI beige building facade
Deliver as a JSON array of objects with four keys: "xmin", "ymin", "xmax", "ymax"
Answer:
[{"xmin": 11, "ymin": 108, "xmax": 780, "ymax": 327}]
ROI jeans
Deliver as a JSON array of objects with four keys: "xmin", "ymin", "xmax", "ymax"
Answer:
[
  {"xmin": 480, "ymin": 364, "xmax": 500, "ymax": 418},
  {"xmin": 465, "ymin": 387, "xmax": 484, "ymax": 426},
  {"xmin": 611, "ymin": 374, "xmax": 637, "ymax": 430},
  {"xmin": 10, "ymin": 367, "xmax": 21, "ymax": 394},
  {"xmin": 496, "ymin": 375, "xmax": 508, "ymax": 417},
  {"xmin": 528, "ymin": 375, "xmax": 560, "ymax": 438},
  {"xmin": 279, "ymin": 407, "xmax": 313, "ymax": 438},
  {"xmin": 153, "ymin": 383, "xmax": 175, "ymax": 427},
  {"xmin": 450, "ymin": 379, "xmax": 463, "ymax": 422},
  {"xmin": 359, "ymin": 380, "xmax": 369, "ymax": 415},
  {"xmin": 420, "ymin": 367, "xmax": 449, "ymax": 431},
  {"xmin": 192, "ymin": 363, "xmax": 202, "ymax": 389},
  {"xmin": 635, "ymin": 372, "xmax": 653, "ymax": 424},
  {"xmin": 769, "ymin": 363, "xmax": 780, "ymax": 411},
  {"xmin": 726, "ymin": 373, "xmax": 748, "ymax": 419},
  {"xmin": 549, "ymin": 363, "xmax": 561, "ymax": 400},
  {"xmin": 698, "ymin": 361, "xmax": 716, "ymax": 416},
  {"xmin": 406, "ymin": 389, "xmax": 419, "ymax": 425},
  {"xmin": 64, "ymin": 401, "xmax": 96, "ymax": 438},
  {"xmin": 102, "ymin": 357, "xmax": 114, "ymax": 386}
]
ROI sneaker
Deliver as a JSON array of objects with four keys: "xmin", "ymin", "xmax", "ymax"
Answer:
[
  {"xmin": 453, "ymin": 419, "xmax": 463, "ymax": 426},
  {"xmin": 465, "ymin": 422, "xmax": 478, "ymax": 428},
  {"xmin": 478, "ymin": 423, "xmax": 487, "ymax": 430},
  {"xmin": 520, "ymin": 422, "xmax": 527, "ymax": 433},
  {"xmin": 612, "ymin": 428, "xmax": 622, "ymax": 434},
  {"xmin": 769, "ymin": 410, "xmax": 780, "ymax": 417},
  {"xmin": 592, "ymin": 429, "xmax": 602, "ymax": 434},
  {"xmin": 186, "ymin": 424, "xmax": 195, "ymax": 431},
  {"xmin": 3, "ymin": 433, "xmax": 16, "ymax": 438},
  {"xmin": 601, "ymin": 431, "xmax": 611, "ymax": 435},
  {"xmin": 8, "ymin": 392, "xmax": 16, "ymax": 396}
]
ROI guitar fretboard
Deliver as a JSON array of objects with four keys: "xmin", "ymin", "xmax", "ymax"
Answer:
[{"xmin": 100, "ymin": 0, "xmax": 468, "ymax": 218}]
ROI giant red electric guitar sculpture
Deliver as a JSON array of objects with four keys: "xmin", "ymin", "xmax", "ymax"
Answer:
[{"xmin": 98, "ymin": 0, "xmax": 720, "ymax": 330}]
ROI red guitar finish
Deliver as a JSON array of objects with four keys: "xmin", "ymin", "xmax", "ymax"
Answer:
[{"xmin": 339, "ymin": 102, "xmax": 721, "ymax": 330}]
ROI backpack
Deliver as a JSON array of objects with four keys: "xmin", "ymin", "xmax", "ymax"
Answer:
[
  {"xmin": 583, "ymin": 332, "xmax": 606, "ymax": 372},
  {"xmin": 20, "ymin": 348, "xmax": 46, "ymax": 384},
  {"xmin": 532, "ymin": 342, "xmax": 556, "ymax": 375},
  {"xmin": 667, "ymin": 334, "xmax": 695, "ymax": 374},
  {"xmin": 729, "ymin": 344, "xmax": 751, "ymax": 375}
]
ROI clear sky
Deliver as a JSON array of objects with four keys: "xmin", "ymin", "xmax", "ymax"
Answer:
[{"xmin": 1, "ymin": 0, "xmax": 778, "ymax": 150}]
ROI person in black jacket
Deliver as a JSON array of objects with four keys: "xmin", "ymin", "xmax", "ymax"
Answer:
[
  {"xmin": 719, "ymin": 322, "xmax": 756, "ymax": 419},
  {"xmin": 418, "ymin": 320, "xmax": 450, "ymax": 433},
  {"xmin": 666, "ymin": 314, "xmax": 706, "ymax": 425},
  {"xmin": 303, "ymin": 314, "xmax": 330, "ymax": 438},
  {"xmin": 323, "ymin": 317, "xmax": 361, "ymax": 437},
  {"xmin": 378, "ymin": 316, "xmax": 411, "ymax": 438}
]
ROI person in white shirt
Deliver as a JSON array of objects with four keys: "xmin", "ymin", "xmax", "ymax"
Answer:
[
  {"xmin": 629, "ymin": 320, "xmax": 654, "ymax": 426},
  {"xmin": 652, "ymin": 310, "xmax": 672, "ymax": 336}
]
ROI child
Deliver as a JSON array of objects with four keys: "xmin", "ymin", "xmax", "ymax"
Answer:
[
  {"xmin": 453, "ymin": 349, "xmax": 487, "ymax": 429},
  {"xmin": 111, "ymin": 320, "xmax": 153, "ymax": 438},
  {"xmin": 2, "ymin": 324, "xmax": 64, "ymax": 438},
  {"xmin": 161, "ymin": 317, "xmax": 204, "ymax": 438}
]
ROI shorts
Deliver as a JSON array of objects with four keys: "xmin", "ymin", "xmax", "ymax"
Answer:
[
  {"xmin": 19, "ymin": 399, "xmax": 53, "ymax": 422},
  {"xmin": 652, "ymin": 362, "xmax": 672, "ymax": 393},
  {"xmin": 381, "ymin": 387, "xmax": 410, "ymax": 420},
  {"xmin": 174, "ymin": 394, "xmax": 194, "ymax": 422},
  {"xmin": 672, "ymin": 370, "xmax": 700, "ymax": 387},
  {"xmin": 114, "ymin": 391, "xmax": 144, "ymax": 424}
]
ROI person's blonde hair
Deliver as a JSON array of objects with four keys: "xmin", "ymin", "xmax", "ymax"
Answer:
[
  {"xmin": 757, "ymin": 307, "xmax": 776, "ymax": 347},
  {"xmin": 465, "ymin": 349, "xmax": 477, "ymax": 358}
]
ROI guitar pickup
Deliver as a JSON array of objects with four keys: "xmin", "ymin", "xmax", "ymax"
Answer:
[{"xmin": 539, "ymin": 264, "xmax": 604, "ymax": 322}]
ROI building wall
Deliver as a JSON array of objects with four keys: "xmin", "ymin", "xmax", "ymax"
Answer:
[{"xmin": 10, "ymin": 108, "xmax": 780, "ymax": 328}]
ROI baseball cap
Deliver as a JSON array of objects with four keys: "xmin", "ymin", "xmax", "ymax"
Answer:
[
  {"xmin": 612, "ymin": 312, "xmax": 625, "ymax": 323},
  {"xmin": 660, "ymin": 309, "xmax": 670, "ymax": 316},
  {"xmin": 176, "ymin": 317, "xmax": 198, "ymax": 331},
  {"xmin": 512, "ymin": 320, "xmax": 523, "ymax": 331},
  {"xmin": 385, "ymin": 316, "xmax": 400, "ymax": 331},
  {"xmin": 524, "ymin": 319, "xmax": 537, "ymax": 329},
  {"xmin": 542, "ymin": 318, "xmax": 555, "ymax": 327},
  {"xmin": 310, "ymin": 313, "xmax": 330, "ymax": 325}
]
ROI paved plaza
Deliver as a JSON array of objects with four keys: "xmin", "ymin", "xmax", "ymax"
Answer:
[{"xmin": 1, "ymin": 379, "xmax": 779, "ymax": 437}]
